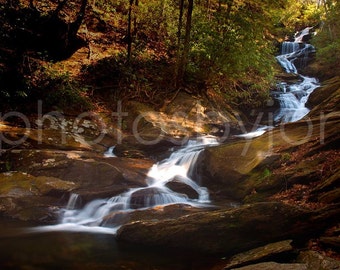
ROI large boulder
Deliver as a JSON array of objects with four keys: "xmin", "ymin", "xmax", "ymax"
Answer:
[
  {"xmin": 307, "ymin": 76, "xmax": 340, "ymax": 116},
  {"xmin": 0, "ymin": 148, "xmax": 153, "ymax": 222},
  {"xmin": 0, "ymin": 171, "xmax": 77, "ymax": 222},
  {"xmin": 1, "ymin": 149, "xmax": 152, "ymax": 199},
  {"xmin": 199, "ymin": 111, "xmax": 340, "ymax": 202},
  {"xmin": 223, "ymin": 240, "xmax": 295, "ymax": 269},
  {"xmin": 116, "ymin": 202, "xmax": 340, "ymax": 255}
]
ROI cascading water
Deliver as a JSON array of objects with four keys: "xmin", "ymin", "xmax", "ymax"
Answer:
[
  {"xmin": 274, "ymin": 75, "xmax": 318, "ymax": 123},
  {"xmin": 274, "ymin": 27, "xmax": 319, "ymax": 123},
  {"xmin": 31, "ymin": 136, "xmax": 218, "ymax": 234}
]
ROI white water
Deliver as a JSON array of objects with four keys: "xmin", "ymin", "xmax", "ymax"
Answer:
[
  {"xmin": 31, "ymin": 136, "xmax": 218, "ymax": 234},
  {"xmin": 235, "ymin": 126, "xmax": 269, "ymax": 139},
  {"xmin": 274, "ymin": 27, "xmax": 319, "ymax": 123},
  {"xmin": 294, "ymin": 27, "xmax": 314, "ymax": 43},
  {"xmin": 274, "ymin": 75, "xmax": 319, "ymax": 122},
  {"xmin": 104, "ymin": 146, "xmax": 116, "ymax": 157}
]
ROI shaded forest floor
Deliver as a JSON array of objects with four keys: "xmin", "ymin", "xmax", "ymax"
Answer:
[
  {"xmin": 0, "ymin": 0, "xmax": 183, "ymax": 114},
  {"xmin": 0, "ymin": 0, "xmax": 271, "ymax": 117}
]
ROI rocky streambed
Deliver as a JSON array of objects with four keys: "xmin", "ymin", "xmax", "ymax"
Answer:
[{"xmin": 0, "ymin": 77, "xmax": 340, "ymax": 269}]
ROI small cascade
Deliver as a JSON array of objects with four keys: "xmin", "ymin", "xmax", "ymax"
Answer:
[
  {"xmin": 104, "ymin": 146, "xmax": 116, "ymax": 157},
  {"xmin": 34, "ymin": 136, "xmax": 218, "ymax": 234},
  {"xmin": 273, "ymin": 27, "xmax": 319, "ymax": 123},
  {"xmin": 281, "ymin": 41, "xmax": 300, "ymax": 55},
  {"xmin": 276, "ymin": 27, "xmax": 316, "ymax": 75},
  {"xmin": 294, "ymin": 27, "xmax": 314, "ymax": 43},
  {"xmin": 66, "ymin": 193, "xmax": 81, "ymax": 210},
  {"xmin": 274, "ymin": 76, "xmax": 318, "ymax": 123}
]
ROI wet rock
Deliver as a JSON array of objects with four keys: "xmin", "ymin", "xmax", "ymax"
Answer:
[
  {"xmin": 162, "ymin": 92, "xmax": 239, "ymax": 131},
  {"xmin": 223, "ymin": 240, "xmax": 295, "ymax": 269},
  {"xmin": 0, "ymin": 148, "xmax": 153, "ymax": 221},
  {"xmin": 1, "ymin": 149, "xmax": 152, "ymax": 203},
  {"xmin": 0, "ymin": 196, "xmax": 61, "ymax": 223},
  {"xmin": 275, "ymin": 73, "xmax": 302, "ymax": 84},
  {"xmin": 0, "ymin": 171, "xmax": 77, "ymax": 197},
  {"xmin": 165, "ymin": 180, "xmax": 200, "ymax": 199},
  {"xmin": 128, "ymin": 187, "xmax": 187, "ymax": 209},
  {"xmin": 115, "ymin": 134, "xmax": 183, "ymax": 160},
  {"xmin": 200, "ymin": 139, "xmax": 267, "ymax": 200},
  {"xmin": 297, "ymin": 250, "xmax": 340, "ymax": 270},
  {"xmin": 102, "ymin": 204, "xmax": 210, "ymax": 227},
  {"xmin": 307, "ymin": 76, "xmax": 340, "ymax": 116},
  {"xmin": 0, "ymin": 171, "xmax": 77, "ymax": 222},
  {"xmin": 117, "ymin": 202, "xmax": 339, "ymax": 254},
  {"xmin": 200, "ymin": 112, "xmax": 340, "ymax": 202},
  {"xmin": 229, "ymin": 262, "xmax": 307, "ymax": 270}
]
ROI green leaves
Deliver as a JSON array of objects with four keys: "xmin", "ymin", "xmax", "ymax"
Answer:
[
  {"xmin": 312, "ymin": 0, "xmax": 340, "ymax": 78},
  {"xmin": 190, "ymin": 0, "xmax": 277, "ymax": 84}
]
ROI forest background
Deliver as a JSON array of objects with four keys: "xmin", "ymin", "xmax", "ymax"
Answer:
[{"xmin": 0, "ymin": 0, "xmax": 339, "ymax": 117}]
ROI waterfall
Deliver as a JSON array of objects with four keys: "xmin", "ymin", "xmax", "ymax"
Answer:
[
  {"xmin": 274, "ymin": 27, "xmax": 319, "ymax": 123},
  {"xmin": 281, "ymin": 41, "xmax": 300, "ymax": 55},
  {"xmin": 65, "ymin": 193, "xmax": 81, "ymax": 210},
  {"xmin": 30, "ymin": 136, "xmax": 218, "ymax": 234},
  {"xmin": 104, "ymin": 146, "xmax": 116, "ymax": 157}
]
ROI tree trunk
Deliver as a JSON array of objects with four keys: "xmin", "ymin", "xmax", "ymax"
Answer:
[
  {"xmin": 48, "ymin": 0, "xmax": 88, "ymax": 59},
  {"xmin": 182, "ymin": 0, "xmax": 194, "ymax": 72},
  {"xmin": 175, "ymin": 0, "xmax": 184, "ymax": 88},
  {"xmin": 175, "ymin": 0, "xmax": 194, "ymax": 88},
  {"xmin": 127, "ymin": 0, "xmax": 134, "ymax": 62},
  {"xmin": 133, "ymin": 0, "xmax": 139, "ymax": 38},
  {"xmin": 70, "ymin": 0, "xmax": 88, "ymax": 38},
  {"xmin": 52, "ymin": 0, "xmax": 68, "ymax": 18},
  {"xmin": 177, "ymin": 0, "xmax": 185, "ymax": 50}
]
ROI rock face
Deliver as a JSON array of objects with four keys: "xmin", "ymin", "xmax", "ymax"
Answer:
[
  {"xmin": 200, "ymin": 137, "xmax": 271, "ymax": 201},
  {"xmin": 116, "ymin": 202, "xmax": 339, "ymax": 255},
  {"xmin": 2, "ymin": 149, "xmax": 152, "ymax": 192},
  {"xmin": 230, "ymin": 262, "xmax": 307, "ymax": 270},
  {"xmin": 0, "ymin": 151, "xmax": 152, "ymax": 222},
  {"xmin": 223, "ymin": 240, "xmax": 294, "ymax": 269},
  {"xmin": 0, "ymin": 117, "xmax": 153, "ymax": 222},
  {"xmin": 307, "ymin": 76, "xmax": 340, "ymax": 116},
  {"xmin": 0, "ymin": 171, "xmax": 77, "ymax": 196},
  {"xmin": 199, "ymin": 110, "xmax": 340, "ymax": 203},
  {"xmin": 0, "ymin": 171, "xmax": 77, "ymax": 222}
]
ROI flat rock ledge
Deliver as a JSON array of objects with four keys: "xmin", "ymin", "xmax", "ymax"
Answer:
[
  {"xmin": 229, "ymin": 262, "xmax": 307, "ymax": 270},
  {"xmin": 223, "ymin": 240, "xmax": 340, "ymax": 270},
  {"xmin": 223, "ymin": 240, "xmax": 294, "ymax": 269},
  {"xmin": 116, "ymin": 202, "xmax": 340, "ymax": 255}
]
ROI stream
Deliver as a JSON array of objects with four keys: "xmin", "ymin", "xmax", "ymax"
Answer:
[
  {"xmin": 274, "ymin": 28, "xmax": 319, "ymax": 123},
  {"xmin": 0, "ymin": 27, "xmax": 320, "ymax": 269},
  {"xmin": 30, "ymin": 136, "xmax": 219, "ymax": 235}
]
